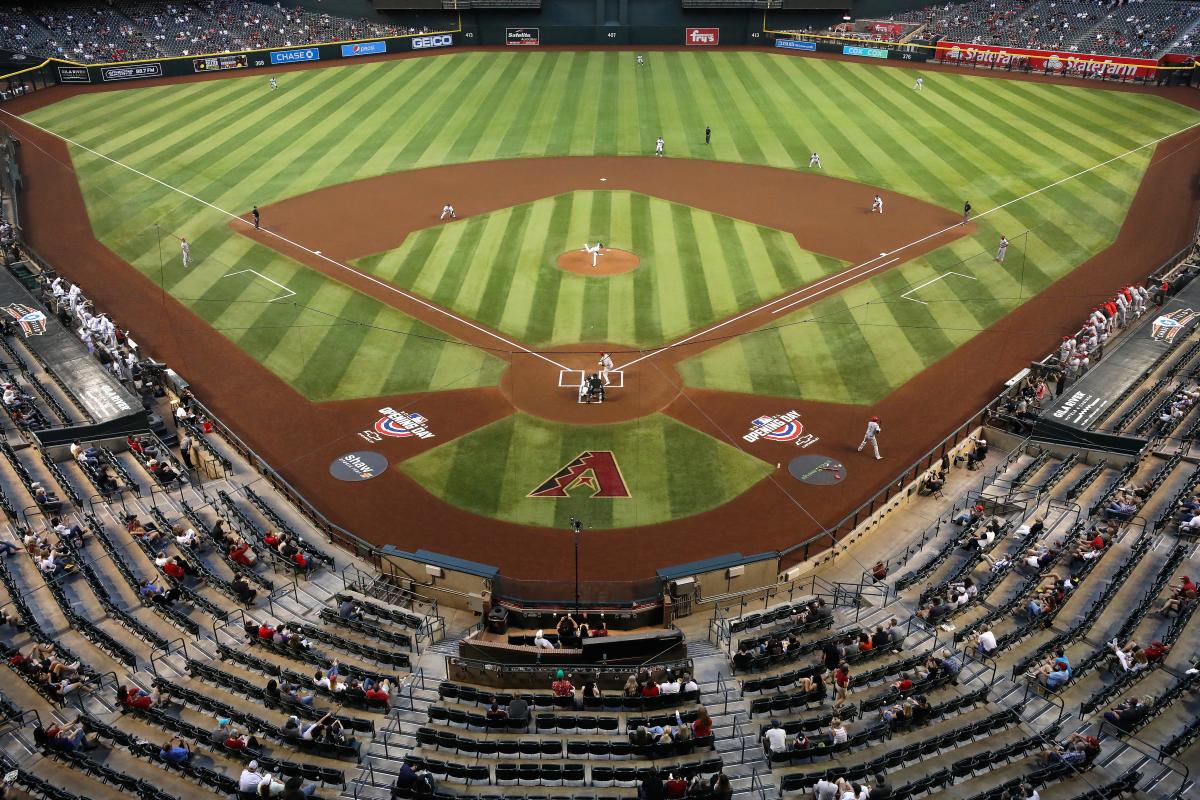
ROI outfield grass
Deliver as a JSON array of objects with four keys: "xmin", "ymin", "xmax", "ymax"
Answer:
[
  {"xmin": 399, "ymin": 412, "xmax": 774, "ymax": 527},
  {"xmin": 24, "ymin": 51, "xmax": 1199, "ymax": 403},
  {"xmin": 354, "ymin": 190, "xmax": 846, "ymax": 348}
]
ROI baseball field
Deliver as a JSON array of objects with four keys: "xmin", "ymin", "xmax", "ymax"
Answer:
[{"xmin": 9, "ymin": 48, "xmax": 1200, "ymax": 578}]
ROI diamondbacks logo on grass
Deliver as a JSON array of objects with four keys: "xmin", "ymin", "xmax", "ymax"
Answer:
[
  {"xmin": 743, "ymin": 411, "xmax": 819, "ymax": 448},
  {"xmin": 2, "ymin": 304, "xmax": 47, "ymax": 338},
  {"xmin": 529, "ymin": 451, "xmax": 631, "ymax": 498},
  {"xmin": 357, "ymin": 407, "xmax": 434, "ymax": 442},
  {"xmin": 1150, "ymin": 309, "xmax": 1199, "ymax": 344}
]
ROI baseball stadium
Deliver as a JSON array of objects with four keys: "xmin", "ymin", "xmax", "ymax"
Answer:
[{"xmin": 0, "ymin": 0, "xmax": 1194, "ymax": 798}]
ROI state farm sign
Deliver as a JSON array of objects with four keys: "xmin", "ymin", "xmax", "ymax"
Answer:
[
  {"xmin": 686, "ymin": 27, "xmax": 719, "ymax": 46},
  {"xmin": 936, "ymin": 41, "xmax": 1157, "ymax": 79}
]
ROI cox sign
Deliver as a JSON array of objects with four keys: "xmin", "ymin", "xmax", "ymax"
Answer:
[
  {"xmin": 270, "ymin": 48, "xmax": 319, "ymax": 64},
  {"xmin": 412, "ymin": 34, "xmax": 453, "ymax": 50}
]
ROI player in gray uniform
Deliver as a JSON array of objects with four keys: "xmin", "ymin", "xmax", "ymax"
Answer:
[{"xmin": 858, "ymin": 416, "xmax": 882, "ymax": 459}]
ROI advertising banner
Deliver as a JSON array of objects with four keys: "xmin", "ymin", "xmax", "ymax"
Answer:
[
  {"xmin": 193, "ymin": 54, "xmax": 248, "ymax": 73},
  {"xmin": 774, "ymin": 38, "xmax": 817, "ymax": 51},
  {"xmin": 506, "ymin": 28, "xmax": 540, "ymax": 46},
  {"xmin": 866, "ymin": 22, "xmax": 904, "ymax": 37},
  {"xmin": 936, "ymin": 41, "xmax": 1158, "ymax": 78},
  {"xmin": 100, "ymin": 63, "xmax": 162, "ymax": 81},
  {"xmin": 686, "ymin": 27, "xmax": 719, "ymax": 46},
  {"xmin": 412, "ymin": 34, "xmax": 453, "ymax": 50},
  {"xmin": 341, "ymin": 41, "xmax": 387, "ymax": 57},
  {"xmin": 56, "ymin": 65, "xmax": 91, "ymax": 83},
  {"xmin": 270, "ymin": 47, "xmax": 320, "ymax": 64},
  {"xmin": 842, "ymin": 45, "xmax": 888, "ymax": 58}
]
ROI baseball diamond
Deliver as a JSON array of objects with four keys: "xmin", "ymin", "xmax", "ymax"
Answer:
[{"xmin": 6, "ymin": 45, "xmax": 1200, "ymax": 572}]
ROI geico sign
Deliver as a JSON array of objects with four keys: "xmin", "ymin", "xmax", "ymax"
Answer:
[{"xmin": 413, "ymin": 34, "xmax": 453, "ymax": 50}]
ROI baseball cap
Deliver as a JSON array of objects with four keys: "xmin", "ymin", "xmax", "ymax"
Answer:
[
  {"xmin": 248, "ymin": 760, "xmax": 259, "ymax": 770},
  {"xmin": 556, "ymin": 669, "xmax": 565, "ymax": 678}
]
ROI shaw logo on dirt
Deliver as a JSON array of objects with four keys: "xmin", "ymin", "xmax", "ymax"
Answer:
[
  {"xmin": 743, "ymin": 411, "xmax": 819, "ymax": 448},
  {"xmin": 357, "ymin": 407, "xmax": 434, "ymax": 442},
  {"xmin": 3, "ymin": 304, "xmax": 47, "ymax": 337},
  {"xmin": 1151, "ymin": 309, "xmax": 1200, "ymax": 343},
  {"xmin": 528, "ymin": 451, "xmax": 631, "ymax": 498}
]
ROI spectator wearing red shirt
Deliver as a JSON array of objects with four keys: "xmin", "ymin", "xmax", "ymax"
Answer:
[
  {"xmin": 551, "ymin": 669, "xmax": 574, "ymax": 697},
  {"xmin": 833, "ymin": 662, "xmax": 851, "ymax": 708},
  {"xmin": 893, "ymin": 673, "xmax": 914, "ymax": 693},
  {"xmin": 664, "ymin": 773, "xmax": 688, "ymax": 799},
  {"xmin": 642, "ymin": 681, "xmax": 660, "ymax": 698},
  {"xmin": 1143, "ymin": 641, "xmax": 1171, "ymax": 662}
]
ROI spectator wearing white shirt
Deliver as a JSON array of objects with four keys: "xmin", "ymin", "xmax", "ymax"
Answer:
[
  {"xmin": 975, "ymin": 625, "xmax": 997, "ymax": 656},
  {"xmin": 238, "ymin": 761, "xmax": 263, "ymax": 793},
  {"xmin": 533, "ymin": 629, "xmax": 555, "ymax": 649},
  {"xmin": 763, "ymin": 719, "xmax": 787, "ymax": 753}
]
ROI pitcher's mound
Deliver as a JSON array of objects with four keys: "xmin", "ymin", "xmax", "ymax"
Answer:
[{"xmin": 557, "ymin": 248, "xmax": 640, "ymax": 276}]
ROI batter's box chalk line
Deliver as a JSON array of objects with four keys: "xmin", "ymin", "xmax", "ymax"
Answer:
[
  {"xmin": 900, "ymin": 271, "xmax": 977, "ymax": 305},
  {"xmin": 558, "ymin": 369, "xmax": 625, "ymax": 389},
  {"xmin": 221, "ymin": 268, "xmax": 297, "ymax": 303}
]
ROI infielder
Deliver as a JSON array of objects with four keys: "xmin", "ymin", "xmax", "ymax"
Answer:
[
  {"xmin": 871, "ymin": 195, "xmax": 884, "ymax": 214},
  {"xmin": 252, "ymin": 205, "xmax": 260, "ymax": 230},
  {"xmin": 655, "ymin": 137, "xmax": 664, "ymax": 157},
  {"xmin": 582, "ymin": 242, "xmax": 604, "ymax": 268},
  {"xmin": 440, "ymin": 203, "xmax": 457, "ymax": 220},
  {"xmin": 270, "ymin": 77, "xmax": 277, "ymax": 90},
  {"xmin": 914, "ymin": 76, "xmax": 924, "ymax": 91},
  {"xmin": 858, "ymin": 416, "xmax": 882, "ymax": 459},
  {"xmin": 996, "ymin": 235, "xmax": 1009, "ymax": 263},
  {"xmin": 180, "ymin": 237, "xmax": 190, "ymax": 268},
  {"xmin": 598, "ymin": 352, "xmax": 614, "ymax": 385},
  {"xmin": 961, "ymin": 201, "xmax": 971, "ymax": 225},
  {"xmin": 809, "ymin": 152, "xmax": 822, "ymax": 168}
]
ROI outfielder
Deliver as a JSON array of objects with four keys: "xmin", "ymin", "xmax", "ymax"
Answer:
[
  {"xmin": 598, "ymin": 352, "xmax": 614, "ymax": 385},
  {"xmin": 995, "ymin": 235, "xmax": 1009, "ymax": 263},
  {"xmin": 809, "ymin": 152, "xmax": 822, "ymax": 168},
  {"xmin": 961, "ymin": 201, "xmax": 971, "ymax": 225},
  {"xmin": 637, "ymin": 54, "xmax": 645, "ymax": 66},
  {"xmin": 440, "ymin": 203, "xmax": 457, "ymax": 220},
  {"xmin": 180, "ymin": 237, "xmax": 190, "ymax": 268},
  {"xmin": 655, "ymin": 137, "xmax": 664, "ymax": 157},
  {"xmin": 871, "ymin": 195, "xmax": 884, "ymax": 214},
  {"xmin": 582, "ymin": 242, "xmax": 604, "ymax": 268},
  {"xmin": 914, "ymin": 77, "xmax": 924, "ymax": 91},
  {"xmin": 858, "ymin": 416, "xmax": 882, "ymax": 459},
  {"xmin": 269, "ymin": 77, "xmax": 277, "ymax": 90}
]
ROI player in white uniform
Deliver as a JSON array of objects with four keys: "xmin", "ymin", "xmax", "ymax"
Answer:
[
  {"xmin": 582, "ymin": 242, "xmax": 604, "ymax": 268},
  {"xmin": 270, "ymin": 77, "xmax": 277, "ymax": 90},
  {"xmin": 440, "ymin": 204, "xmax": 456, "ymax": 220},
  {"xmin": 871, "ymin": 195, "xmax": 884, "ymax": 214},
  {"xmin": 636, "ymin": 55, "xmax": 645, "ymax": 66},
  {"xmin": 914, "ymin": 77, "xmax": 924, "ymax": 91},
  {"xmin": 808, "ymin": 152, "xmax": 822, "ymax": 168},
  {"xmin": 655, "ymin": 137, "xmax": 664, "ymax": 157},
  {"xmin": 995, "ymin": 236, "xmax": 1009, "ymax": 263},
  {"xmin": 858, "ymin": 416, "xmax": 882, "ymax": 459},
  {"xmin": 598, "ymin": 352, "xmax": 614, "ymax": 385},
  {"xmin": 180, "ymin": 237, "xmax": 190, "ymax": 268}
]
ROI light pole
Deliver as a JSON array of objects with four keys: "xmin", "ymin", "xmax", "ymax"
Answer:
[{"xmin": 570, "ymin": 517, "xmax": 584, "ymax": 612}]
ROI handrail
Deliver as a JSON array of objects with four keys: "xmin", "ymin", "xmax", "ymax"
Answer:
[
  {"xmin": 147, "ymin": 637, "xmax": 189, "ymax": 678},
  {"xmin": 211, "ymin": 607, "xmax": 249, "ymax": 646},
  {"xmin": 265, "ymin": 578, "xmax": 300, "ymax": 620},
  {"xmin": 1095, "ymin": 719, "xmax": 1191, "ymax": 797}
]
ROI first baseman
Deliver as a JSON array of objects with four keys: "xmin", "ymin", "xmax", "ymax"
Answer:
[
  {"xmin": 996, "ymin": 235, "xmax": 1009, "ymax": 263},
  {"xmin": 858, "ymin": 416, "xmax": 882, "ymax": 459}
]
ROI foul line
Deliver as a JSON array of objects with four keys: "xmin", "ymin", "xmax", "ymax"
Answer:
[
  {"xmin": 221, "ymin": 269, "xmax": 297, "ymax": 303},
  {"xmin": 900, "ymin": 271, "xmax": 977, "ymax": 305},
  {"xmin": 616, "ymin": 117, "xmax": 1200, "ymax": 370},
  {"xmin": 1, "ymin": 111, "xmax": 570, "ymax": 372}
]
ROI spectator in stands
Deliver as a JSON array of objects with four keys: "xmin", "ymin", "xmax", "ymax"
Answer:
[
  {"xmin": 229, "ymin": 538, "xmax": 258, "ymax": 567},
  {"xmin": 832, "ymin": 661, "xmax": 851, "ymax": 708},
  {"xmin": 683, "ymin": 707, "xmax": 712, "ymax": 738},
  {"xmin": 663, "ymin": 772, "xmax": 687, "ymax": 799},
  {"xmin": 280, "ymin": 716, "xmax": 301, "ymax": 740},
  {"xmin": 682, "ymin": 673, "xmax": 699, "ymax": 693},
  {"xmin": 30, "ymin": 483, "xmax": 61, "ymax": 512},
  {"xmin": 640, "ymin": 771, "xmax": 665, "ymax": 800},
  {"xmin": 117, "ymin": 685, "xmax": 156, "ymax": 710},
  {"xmin": 953, "ymin": 504, "xmax": 985, "ymax": 526},
  {"xmin": 799, "ymin": 671, "xmax": 825, "ymax": 698},
  {"xmin": 812, "ymin": 776, "xmax": 840, "ymax": 800},
  {"xmin": 711, "ymin": 773, "xmax": 733, "ymax": 800},
  {"xmin": 141, "ymin": 580, "xmax": 180, "ymax": 606},
  {"xmin": 1157, "ymin": 575, "xmax": 1197, "ymax": 614},
  {"xmin": 50, "ymin": 516, "xmax": 84, "ymax": 547},
  {"xmin": 337, "ymin": 598, "xmax": 362, "ymax": 621},
  {"xmin": 485, "ymin": 697, "xmax": 507, "ymax": 721},
  {"xmin": 1103, "ymin": 695, "xmax": 1152, "ymax": 732},
  {"xmin": 1027, "ymin": 657, "xmax": 1071, "ymax": 690},
  {"xmin": 209, "ymin": 717, "xmax": 233, "ymax": 746},
  {"xmin": 827, "ymin": 717, "xmax": 848, "ymax": 745},
  {"xmin": 174, "ymin": 525, "xmax": 200, "ymax": 549},
  {"xmin": 41, "ymin": 720, "xmax": 95, "ymax": 752},
  {"xmin": 239, "ymin": 761, "xmax": 264, "ymax": 794},
  {"xmin": 623, "ymin": 675, "xmax": 640, "ymax": 697},
  {"xmin": 126, "ymin": 515, "xmax": 163, "ymax": 547},
  {"xmin": 551, "ymin": 669, "xmax": 574, "ymax": 697},
  {"xmin": 918, "ymin": 470, "xmax": 945, "ymax": 496},
  {"xmin": 158, "ymin": 736, "xmax": 190, "ymax": 764},
  {"xmin": 506, "ymin": 694, "xmax": 528, "ymax": 725},
  {"xmin": 762, "ymin": 719, "xmax": 787, "ymax": 753},
  {"xmin": 974, "ymin": 625, "xmax": 997, "ymax": 656},
  {"xmin": 532, "ymin": 629, "xmax": 555, "ymax": 649}
]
